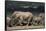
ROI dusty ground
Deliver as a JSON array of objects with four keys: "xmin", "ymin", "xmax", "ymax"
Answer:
[{"xmin": 6, "ymin": 25, "xmax": 45, "ymax": 31}]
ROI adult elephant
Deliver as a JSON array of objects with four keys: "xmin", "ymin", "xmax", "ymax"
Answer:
[{"xmin": 9, "ymin": 11, "xmax": 33, "ymax": 26}]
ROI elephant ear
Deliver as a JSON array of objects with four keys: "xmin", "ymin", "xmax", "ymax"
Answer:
[
  {"xmin": 40, "ymin": 16, "xmax": 43, "ymax": 19},
  {"xmin": 39, "ymin": 16, "xmax": 44, "ymax": 19}
]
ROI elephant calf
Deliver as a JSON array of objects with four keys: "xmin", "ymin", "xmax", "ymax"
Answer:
[{"xmin": 32, "ymin": 15, "xmax": 44, "ymax": 26}]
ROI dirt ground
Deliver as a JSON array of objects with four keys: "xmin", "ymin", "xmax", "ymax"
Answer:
[{"xmin": 6, "ymin": 25, "xmax": 45, "ymax": 31}]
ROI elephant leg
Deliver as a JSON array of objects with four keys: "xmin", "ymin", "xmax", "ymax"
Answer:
[
  {"xmin": 18, "ymin": 20, "xmax": 23, "ymax": 26},
  {"xmin": 21, "ymin": 20, "xmax": 28, "ymax": 26},
  {"xmin": 37, "ymin": 21, "xmax": 41, "ymax": 25},
  {"xmin": 8, "ymin": 20, "xmax": 14, "ymax": 27},
  {"xmin": 28, "ymin": 18, "xmax": 32, "ymax": 26}
]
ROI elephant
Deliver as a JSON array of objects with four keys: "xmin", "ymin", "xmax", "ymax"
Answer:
[
  {"xmin": 32, "ymin": 15, "xmax": 44, "ymax": 26},
  {"xmin": 6, "ymin": 16, "xmax": 11, "ymax": 26},
  {"xmin": 8, "ymin": 11, "xmax": 33, "ymax": 27}
]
